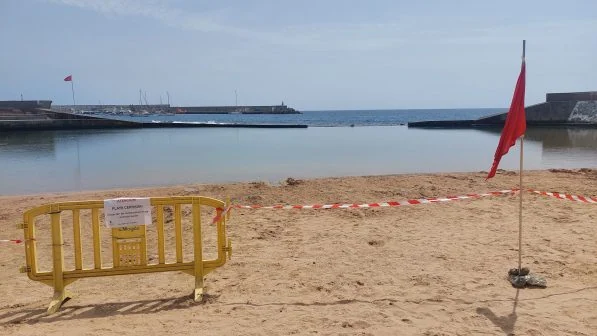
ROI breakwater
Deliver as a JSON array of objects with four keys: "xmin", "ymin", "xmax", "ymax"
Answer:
[
  {"xmin": 408, "ymin": 91, "xmax": 597, "ymax": 128},
  {"xmin": 176, "ymin": 104, "xmax": 299, "ymax": 114},
  {"xmin": 52, "ymin": 103, "xmax": 300, "ymax": 115},
  {"xmin": 0, "ymin": 103, "xmax": 307, "ymax": 131}
]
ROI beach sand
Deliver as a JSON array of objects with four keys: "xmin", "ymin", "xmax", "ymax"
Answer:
[{"xmin": 1, "ymin": 169, "xmax": 596, "ymax": 335}]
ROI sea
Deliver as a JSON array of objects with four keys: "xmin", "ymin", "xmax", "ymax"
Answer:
[{"xmin": 2, "ymin": 108, "xmax": 597, "ymax": 195}]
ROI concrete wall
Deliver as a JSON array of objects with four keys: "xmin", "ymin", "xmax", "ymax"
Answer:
[
  {"xmin": 475, "ymin": 100, "xmax": 597, "ymax": 125},
  {"xmin": 0, "ymin": 108, "xmax": 119, "ymax": 121},
  {"xmin": 0, "ymin": 109, "xmax": 55, "ymax": 120},
  {"xmin": 0, "ymin": 119, "xmax": 140, "ymax": 131},
  {"xmin": 546, "ymin": 91, "xmax": 597, "ymax": 102},
  {"xmin": 0, "ymin": 100, "xmax": 52, "ymax": 109},
  {"xmin": 0, "ymin": 108, "xmax": 141, "ymax": 130},
  {"xmin": 568, "ymin": 101, "xmax": 597, "ymax": 123},
  {"xmin": 409, "ymin": 90, "xmax": 597, "ymax": 128}
]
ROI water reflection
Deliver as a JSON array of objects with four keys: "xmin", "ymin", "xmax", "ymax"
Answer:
[
  {"xmin": 526, "ymin": 128, "xmax": 597, "ymax": 150},
  {"xmin": 0, "ymin": 131, "xmax": 56, "ymax": 157},
  {"xmin": 1, "ymin": 127, "xmax": 596, "ymax": 195},
  {"xmin": 477, "ymin": 127, "xmax": 597, "ymax": 149},
  {"xmin": 476, "ymin": 127, "xmax": 597, "ymax": 167}
]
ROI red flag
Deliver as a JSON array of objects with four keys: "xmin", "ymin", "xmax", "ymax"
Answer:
[
  {"xmin": 487, "ymin": 60, "xmax": 526, "ymax": 179},
  {"xmin": 64, "ymin": 75, "xmax": 72, "ymax": 81}
]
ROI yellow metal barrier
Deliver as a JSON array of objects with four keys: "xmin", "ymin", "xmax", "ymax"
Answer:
[{"xmin": 21, "ymin": 196, "xmax": 232, "ymax": 314}]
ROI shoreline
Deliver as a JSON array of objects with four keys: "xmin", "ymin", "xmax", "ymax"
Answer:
[
  {"xmin": 1, "ymin": 169, "xmax": 596, "ymax": 334},
  {"xmin": 1, "ymin": 168, "xmax": 595, "ymax": 200}
]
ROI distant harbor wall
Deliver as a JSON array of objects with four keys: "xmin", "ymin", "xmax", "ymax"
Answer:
[
  {"xmin": 408, "ymin": 91, "xmax": 597, "ymax": 128},
  {"xmin": 53, "ymin": 104, "xmax": 169, "ymax": 114},
  {"xmin": 0, "ymin": 104, "xmax": 307, "ymax": 131},
  {"xmin": 176, "ymin": 104, "xmax": 299, "ymax": 114},
  {"xmin": 52, "ymin": 103, "xmax": 300, "ymax": 115}
]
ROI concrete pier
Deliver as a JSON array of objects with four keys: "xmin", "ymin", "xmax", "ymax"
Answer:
[
  {"xmin": 0, "ymin": 102, "xmax": 307, "ymax": 130},
  {"xmin": 409, "ymin": 91, "xmax": 597, "ymax": 128}
]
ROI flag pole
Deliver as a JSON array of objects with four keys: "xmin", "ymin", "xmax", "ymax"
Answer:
[
  {"xmin": 71, "ymin": 80, "xmax": 76, "ymax": 107},
  {"xmin": 518, "ymin": 40, "xmax": 526, "ymax": 273},
  {"xmin": 518, "ymin": 135, "xmax": 524, "ymax": 271}
]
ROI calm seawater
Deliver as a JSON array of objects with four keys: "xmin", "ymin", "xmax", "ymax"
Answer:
[
  {"xmin": 99, "ymin": 108, "xmax": 503, "ymax": 127},
  {"xmin": 2, "ymin": 109, "xmax": 597, "ymax": 195}
]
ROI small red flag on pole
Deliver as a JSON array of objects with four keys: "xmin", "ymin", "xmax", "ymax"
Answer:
[
  {"xmin": 488, "ymin": 40, "xmax": 534, "ymax": 280},
  {"xmin": 63, "ymin": 75, "xmax": 76, "ymax": 106},
  {"xmin": 486, "ymin": 52, "xmax": 526, "ymax": 179}
]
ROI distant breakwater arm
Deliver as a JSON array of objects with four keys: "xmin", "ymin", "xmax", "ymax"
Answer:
[
  {"xmin": 0, "ymin": 106, "xmax": 307, "ymax": 131},
  {"xmin": 174, "ymin": 105, "xmax": 300, "ymax": 114}
]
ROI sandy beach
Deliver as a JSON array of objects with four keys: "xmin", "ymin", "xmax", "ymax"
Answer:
[{"xmin": 1, "ymin": 169, "xmax": 596, "ymax": 335}]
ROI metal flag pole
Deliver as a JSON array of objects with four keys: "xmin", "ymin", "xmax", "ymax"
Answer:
[
  {"xmin": 506, "ymin": 40, "xmax": 545, "ymax": 289},
  {"xmin": 518, "ymin": 135, "xmax": 524, "ymax": 272},
  {"xmin": 518, "ymin": 39, "xmax": 526, "ymax": 273},
  {"xmin": 70, "ymin": 79, "xmax": 76, "ymax": 107}
]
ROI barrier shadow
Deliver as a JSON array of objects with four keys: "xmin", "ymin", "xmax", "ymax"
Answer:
[
  {"xmin": 0, "ymin": 293, "xmax": 219, "ymax": 325},
  {"xmin": 476, "ymin": 289, "xmax": 519, "ymax": 335}
]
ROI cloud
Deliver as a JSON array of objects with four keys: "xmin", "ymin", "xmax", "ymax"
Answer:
[
  {"xmin": 43, "ymin": 0, "xmax": 411, "ymax": 48},
  {"xmin": 43, "ymin": 0, "xmax": 597, "ymax": 52},
  {"xmin": 46, "ymin": 0, "xmax": 233, "ymax": 33}
]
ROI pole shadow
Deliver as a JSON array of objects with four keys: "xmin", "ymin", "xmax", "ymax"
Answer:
[{"xmin": 476, "ymin": 289, "xmax": 519, "ymax": 335}]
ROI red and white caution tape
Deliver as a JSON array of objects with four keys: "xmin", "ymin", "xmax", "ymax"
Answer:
[
  {"xmin": 212, "ymin": 205, "xmax": 233, "ymax": 224},
  {"xmin": 234, "ymin": 189, "xmax": 517, "ymax": 210},
  {"xmin": 4, "ymin": 189, "xmax": 593, "ymax": 232},
  {"xmin": 529, "ymin": 190, "xmax": 597, "ymax": 203},
  {"xmin": 0, "ymin": 239, "xmax": 22, "ymax": 244}
]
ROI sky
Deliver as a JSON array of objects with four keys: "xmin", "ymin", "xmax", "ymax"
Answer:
[{"xmin": 0, "ymin": 0, "xmax": 595, "ymax": 110}]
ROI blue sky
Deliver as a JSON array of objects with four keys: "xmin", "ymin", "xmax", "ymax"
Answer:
[{"xmin": 1, "ymin": 0, "xmax": 595, "ymax": 110}]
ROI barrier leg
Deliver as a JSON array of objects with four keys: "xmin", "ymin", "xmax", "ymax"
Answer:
[
  {"xmin": 192, "ymin": 203, "xmax": 204, "ymax": 302},
  {"xmin": 48, "ymin": 211, "xmax": 71, "ymax": 314},
  {"xmin": 194, "ymin": 274, "xmax": 204, "ymax": 302},
  {"xmin": 48, "ymin": 290, "xmax": 71, "ymax": 314}
]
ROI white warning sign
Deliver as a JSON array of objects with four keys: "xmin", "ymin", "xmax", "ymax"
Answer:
[{"xmin": 104, "ymin": 198, "xmax": 152, "ymax": 228}]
